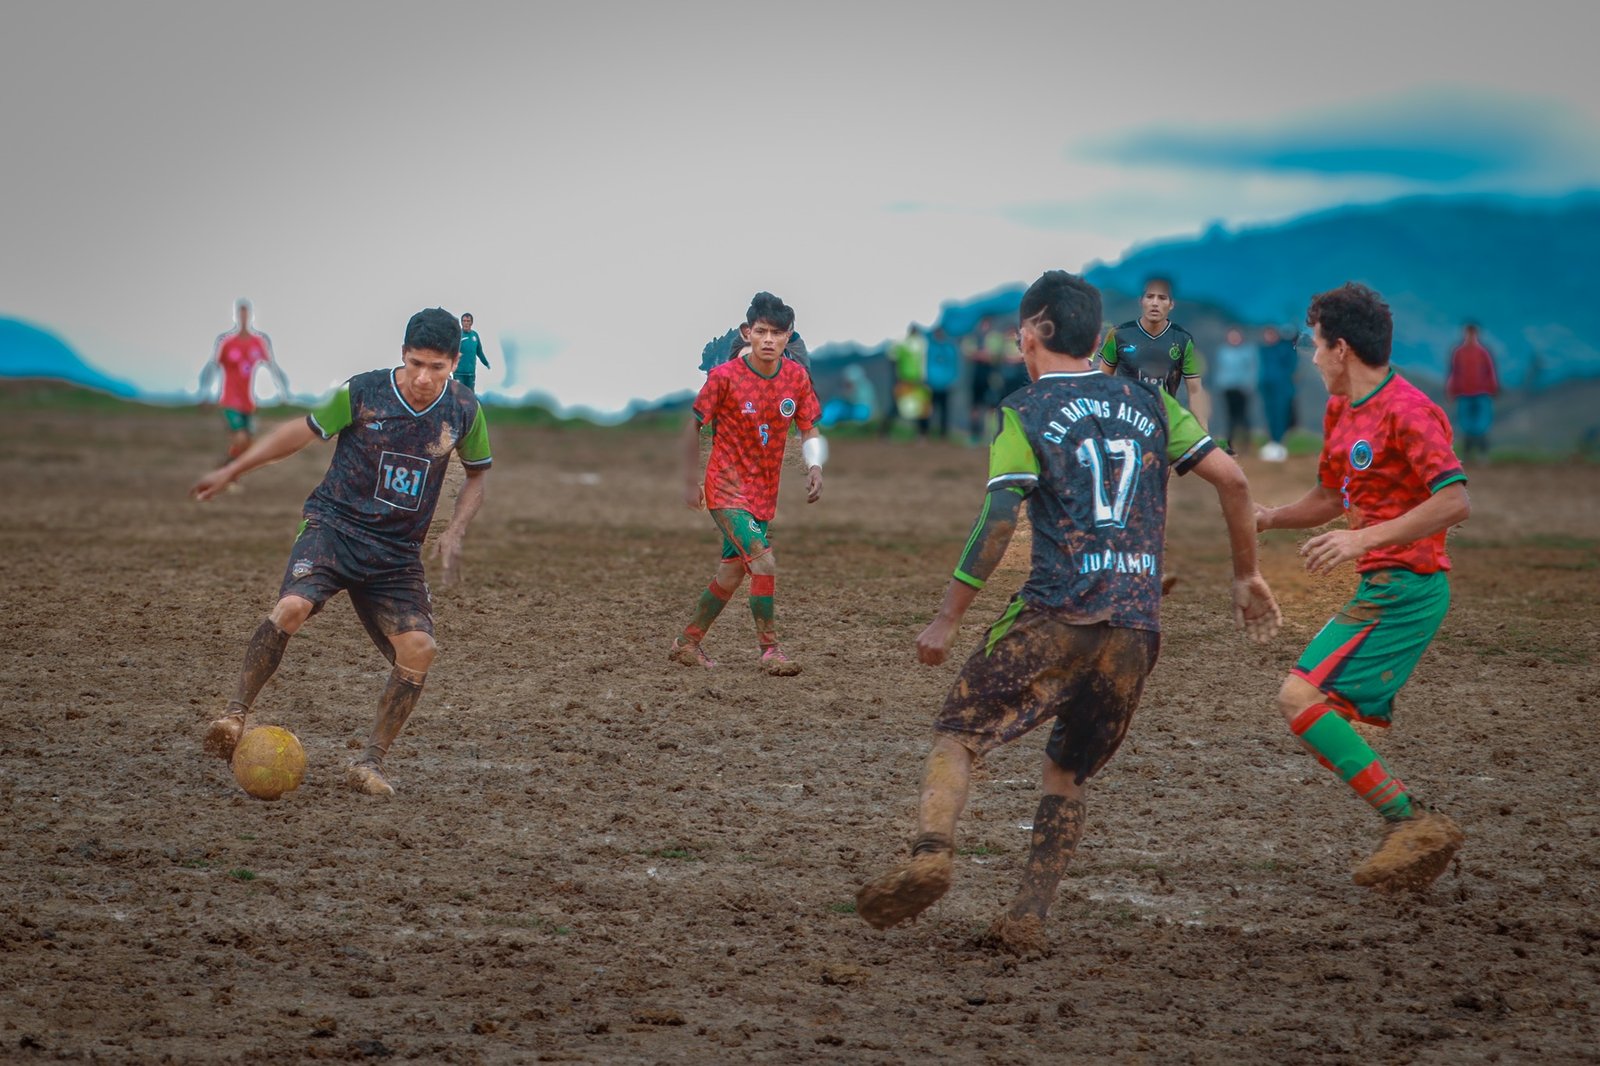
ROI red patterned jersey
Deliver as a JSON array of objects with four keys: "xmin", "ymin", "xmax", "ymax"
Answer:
[
  {"xmin": 695, "ymin": 355, "xmax": 820, "ymax": 521},
  {"xmin": 1318, "ymin": 370, "xmax": 1466, "ymax": 574},
  {"xmin": 215, "ymin": 330, "xmax": 273, "ymax": 413}
]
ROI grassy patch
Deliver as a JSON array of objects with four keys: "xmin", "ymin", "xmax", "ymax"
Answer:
[
  {"xmin": 827, "ymin": 901, "xmax": 858, "ymax": 915},
  {"xmin": 228, "ymin": 868, "xmax": 256, "ymax": 882},
  {"xmin": 648, "ymin": 845, "xmax": 701, "ymax": 861}
]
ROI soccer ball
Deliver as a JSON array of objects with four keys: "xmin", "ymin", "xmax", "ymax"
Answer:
[{"xmin": 231, "ymin": 726, "xmax": 306, "ymax": 800}]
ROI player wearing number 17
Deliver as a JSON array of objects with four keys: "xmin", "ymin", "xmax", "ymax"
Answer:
[
  {"xmin": 671, "ymin": 291, "xmax": 824, "ymax": 675},
  {"xmin": 190, "ymin": 308, "xmax": 493, "ymax": 797},
  {"xmin": 856, "ymin": 271, "xmax": 1281, "ymax": 953}
]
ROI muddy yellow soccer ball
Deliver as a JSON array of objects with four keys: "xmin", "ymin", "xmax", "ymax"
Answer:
[{"xmin": 231, "ymin": 726, "xmax": 306, "ymax": 800}]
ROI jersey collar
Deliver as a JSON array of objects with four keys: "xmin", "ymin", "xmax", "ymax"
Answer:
[
  {"xmin": 389, "ymin": 368, "xmax": 449, "ymax": 417},
  {"xmin": 1350, "ymin": 367, "xmax": 1396, "ymax": 409},
  {"xmin": 1136, "ymin": 320, "xmax": 1172, "ymax": 341},
  {"xmin": 1036, "ymin": 370, "xmax": 1100, "ymax": 380}
]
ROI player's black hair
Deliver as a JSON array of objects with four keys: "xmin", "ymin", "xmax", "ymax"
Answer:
[
  {"xmin": 404, "ymin": 307, "xmax": 463, "ymax": 354},
  {"xmin": 461, "ymin": 312, "xmax": 474, "ymax": 319},
  {"xmin": 1141, "ymin": 275, "xmax": 1174, "ymax": 296},
  {"xmin": 1018, "ymin": 270, "xmax": 1102, "ymax": 358},
  {"xmin": 1307, "ymin": 283, "xmax": 1392, "ymax": 367},
  {"xmin": 745, "ymin": 292, "xmax": 795, "ymax": 331}
]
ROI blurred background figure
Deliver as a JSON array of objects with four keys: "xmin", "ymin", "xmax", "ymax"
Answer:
[
  {"xmin": 883, "ymin": 324, "xmax": 930, "ymax": 439},
  {"xmin": 1258, "ymin": 325, "xmax": 1298, "ymax": 461},
  {"xmin": 962, "ymin": 316, "xmax": 1003, "ymax": 444},
  {"xmin": 197, "ymin": 298, "xmax": 289, "ymax": 461},
  {"xmin": 924, "ymin": 326, "xmax": 960, "ymax": 440},
  {"xmin": 820, "ymin": 362, "xmax": 878, "ymax": 427},
  {"xmin": 700, "ymin": 324, "xmax": 809, "ymax": 372},
  {"xmin": 1211, "ymin": 325, "xmax": 1259, "ymax": 455},
  {"xmin": 454, "ymin": 312, "xmax": 492, "ymax": 393},
  {"xmin": 1446, "ymin": 322, "xmax": 1500, "ymax": 462}
]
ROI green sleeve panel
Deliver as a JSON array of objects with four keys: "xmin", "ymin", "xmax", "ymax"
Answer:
[
  {"xmin": 1099, "ymin": 329, "xmax": 1119, "ymax": 368},
  {"xmin": 1161, "ymin": 390, "xmax": 1216, "ymax": 473},
  {"xmin": 988, "ymin": 406, "xmax": 1041, "ymax": 483},
  {"xmin": 458, "ymin": 405, "xmax": 493, "ymax": 467},
  {"xmin": 307, "ymin": 385, "xmax": 353, "ymax": 439},
  {"xmin": 953, "ymin": 485, "xmax": 1025, "ymax": 590},
  {"xmin": 1182, "ymin": 338, "xmax": 1204, "ymax": 378}
]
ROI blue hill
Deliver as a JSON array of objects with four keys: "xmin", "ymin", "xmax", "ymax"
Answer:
[
  {"xmin": 0, "ymin": 319, "xmax": 138, "ymax": 397},
  {"xmin": 1081, "ymin": 193, "xmax": 1600, "ymax": 385}
]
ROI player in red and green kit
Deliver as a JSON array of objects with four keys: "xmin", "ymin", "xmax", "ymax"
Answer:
[
  {"xmin": 198, "ymin": 298, "xmax": 291, "ymax": 461},
  {"xmin": 191, "ymin": 308, "xmax": 492, "ymax": 797},
  {"xmin": 1256, "ymin": 283, "xmax": 1471, "ymax": 892},
  {"xmin": 671, "ymin": 292, "xmax": 824, "ymax": 676}
]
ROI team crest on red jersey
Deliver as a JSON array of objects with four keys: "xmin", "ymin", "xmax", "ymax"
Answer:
[
  {"xmin": 779, "ymin": 397, "xmax": 796, "ymax": 417},
  {"xmin": 1349, "ymin": 439, "xmax": 1374, "ymax": 470}
]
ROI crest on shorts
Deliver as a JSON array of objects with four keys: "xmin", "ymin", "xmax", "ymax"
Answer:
[
  {"xmin": 291, "ymin": 559, "xmax": 314, "ymax": 579},
  {"xmin": 1349, "ymin": 439, "xmax": 1374, "ymax": 470},
  {"xmin": 779, "ymin": 397, "xmax": 796, "ymax": 418}
]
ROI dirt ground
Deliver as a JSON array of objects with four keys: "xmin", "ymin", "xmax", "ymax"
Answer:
[{"xmin": 2, "ymin": 403, "xmax": 1597, "ymax": 1065}]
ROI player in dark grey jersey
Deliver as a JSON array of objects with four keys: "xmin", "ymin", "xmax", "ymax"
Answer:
[
  {"xmin": 857, "ymin": 271, "xmax": 1279, "ymax": 953},
  {"xmin": 191, "ymin": 308, "xmax": 493, "ymax": 798}
]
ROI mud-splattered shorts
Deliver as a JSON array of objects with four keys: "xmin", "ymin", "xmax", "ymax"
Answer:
[
  {"xmin": 1293, "ymin": 568, "xmax": 1450, "ymax": 727},
  {"xmin": 934, "ymin": 600, "xmax": 1161, "ymax": 784},
  {"xmin": 278, "ymin": 518, "xmax": 433, "ymax": 654},
  {"xmin": 710, "ymin": 508, "xmax": 772, "ymax": 564}
]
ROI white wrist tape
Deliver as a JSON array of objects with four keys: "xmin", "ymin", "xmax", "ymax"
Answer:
[{"xmin": 802, "ymin": 435, "xmax": 828, "ymax": 469}]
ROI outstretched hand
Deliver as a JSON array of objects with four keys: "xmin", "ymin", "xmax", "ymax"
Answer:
[
  {"xmin": 1232, "ymin": 574, "xmax": 1282, "ymax": 644},
  {"xmin": 190, "ymin": 466, "xmax": 235, "ymax": 502}
]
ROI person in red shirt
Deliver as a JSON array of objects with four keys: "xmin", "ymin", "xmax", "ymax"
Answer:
[
  {"xmin": 1445, "ymin": 322, "xmax": 1500, "ymax": 462},
  {"xmin": 1255, "ymin": 283, "xmax": 1471, "ymax": 893},
  {"xmin": 672, "ymin": 292, "xmax": 824, "ymax": 675},
  {"xmin": 198, "ymin": 298, "xmax": 290, "ymax": 460}
]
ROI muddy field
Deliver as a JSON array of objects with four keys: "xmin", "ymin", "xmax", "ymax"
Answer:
[{"xmin": 2, "ymin": 402, "xmax": 1597, "ymax": 1064}]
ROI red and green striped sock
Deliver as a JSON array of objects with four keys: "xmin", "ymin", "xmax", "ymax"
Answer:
[
  {"xmin": 683, "ymin": 578, "xmax": 735, "ymax": 643},
  {"xmin": 1290, "ymin": 703, "xmax": 1415, "ymax": 820},
  {"xmin": 749, "ymin": 574, "xmax": 776, "ymax": 648}
]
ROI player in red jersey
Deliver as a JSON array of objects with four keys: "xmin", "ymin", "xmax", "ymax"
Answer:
[
  {"xmin": 198, "ymin": 298, "xmax": 290, "ymax": 460},
  {"xmin": 672, "ymin": 292, "xmax": 824, "ymax": 675},
  {"xmin": 1255, "ymin": 283, "xmax": 1471, "ymax": 892}
]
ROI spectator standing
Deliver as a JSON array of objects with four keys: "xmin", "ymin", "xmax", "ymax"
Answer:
[
  {"xmin": 925, "ymin": 327, "xmax": 961, "ymax": 440},
  {"xmin": 1212, "ymin": 326, "xmax": 1259, "ymax": 455},
  {"xmin": 1258, "ymin": 326, "xmax": 1299, "ymax": 461},
  {"xmin": 1445, "ymin": 323, "xmax": 1500, "ymax": 462}
]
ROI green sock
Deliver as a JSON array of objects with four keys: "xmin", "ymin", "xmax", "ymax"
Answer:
[{"xmin": 1290, "ymin": 703, "xmax": 1415, "ymax": 820}]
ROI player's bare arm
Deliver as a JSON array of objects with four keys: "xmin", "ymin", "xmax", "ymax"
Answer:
[
  {"xmin": 680, "ymin": 415, "xmax": 706, "ymax": 509},
  {"xmin": 1256, "ymin": 483, "xmax": 1344, "ymax": 533},
  {"xmin": 917, "ymin": 485, "xmax": 1024, "ymax": 664},
  {"xmin": 1186, "ymin": 377, "xmax": 1212, "ymax": 430},
  {"xmin": 190, "ymin": 417, "xmax": 319, "ymax": 501},
  {"xmin": 1190, "ymin": 449, "xmax": 1282, "ymax": 643},
  {"xmin": 1301, "ymin": 482, "xmax": 1470, "ymax": 576},
  {"xmin": 429, "ymin": 466, "xmax": 488, "ymax": 587}
]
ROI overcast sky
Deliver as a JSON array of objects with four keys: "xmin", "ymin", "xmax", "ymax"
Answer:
[{"xmin": 4, "ymin": 0, "xmax": 1598, "ymax": 414}]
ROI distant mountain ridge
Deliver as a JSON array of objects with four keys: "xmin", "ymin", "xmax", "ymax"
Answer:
[
  {"xmin": 0, "ymin": 319, "xmax": 137, "ymax": 397},
  {"xmin": 1081, "ymin": 193, "xmax": 1600, "ymax": 384}
]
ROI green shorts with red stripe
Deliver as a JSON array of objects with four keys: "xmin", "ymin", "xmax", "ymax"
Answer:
[
  {"xmin": 710, "ymin": 508, "xmax": 771, "ymax": 563},
  {"xmin": 1293, "ymin": 568, "xmax": 1450, "ymax": 727}
]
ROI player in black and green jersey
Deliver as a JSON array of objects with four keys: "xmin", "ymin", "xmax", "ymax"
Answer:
[
  {"xmin": 1099, "ymin": 276, "xmax": 1212, "ymax": 430},
  {"xmin": 454, "ymin": 312, "xmax": 491, "ymax": 393},
  {"xmin": 192, "ymin": 308, "xmax": 493, "ymax": 797},
  {"xmin": 857, "ymin": 271, "xmax": 1280, "ymax": 953}
]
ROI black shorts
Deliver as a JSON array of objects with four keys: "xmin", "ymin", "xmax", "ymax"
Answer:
[
  {"xmin": 279, "ymin": 518, "xmax": 433, "ymax": 653},
  {"xmin": 934, "ymin": 604, "xmax": 1160, "ymax": 784}
]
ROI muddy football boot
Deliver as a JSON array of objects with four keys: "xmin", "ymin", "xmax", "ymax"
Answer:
[
  {"xmin": 760, "ymin": 645, "xmax": 801, "ymax": 676},
  {"xmin": 668, "ymin": 637, "xmax": 717, "ymax": 668},
  {"xmin": 1352, "ymin": 808, "xmax": 1465, "ymax": 892},
  {"xmin": 979, "ymin": 913, "xmax": 1049, "ymax": 957},
  {"xmin": 345, "ymin": 760, "xmax": 396, "ymax": 798},
  {"xmin": 203, "ymin": 709, "xmax": 248, "ymax": 761},
  {"xmin": 857, "ymin": 836, "xmax": 953, "ymax": 929}
]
